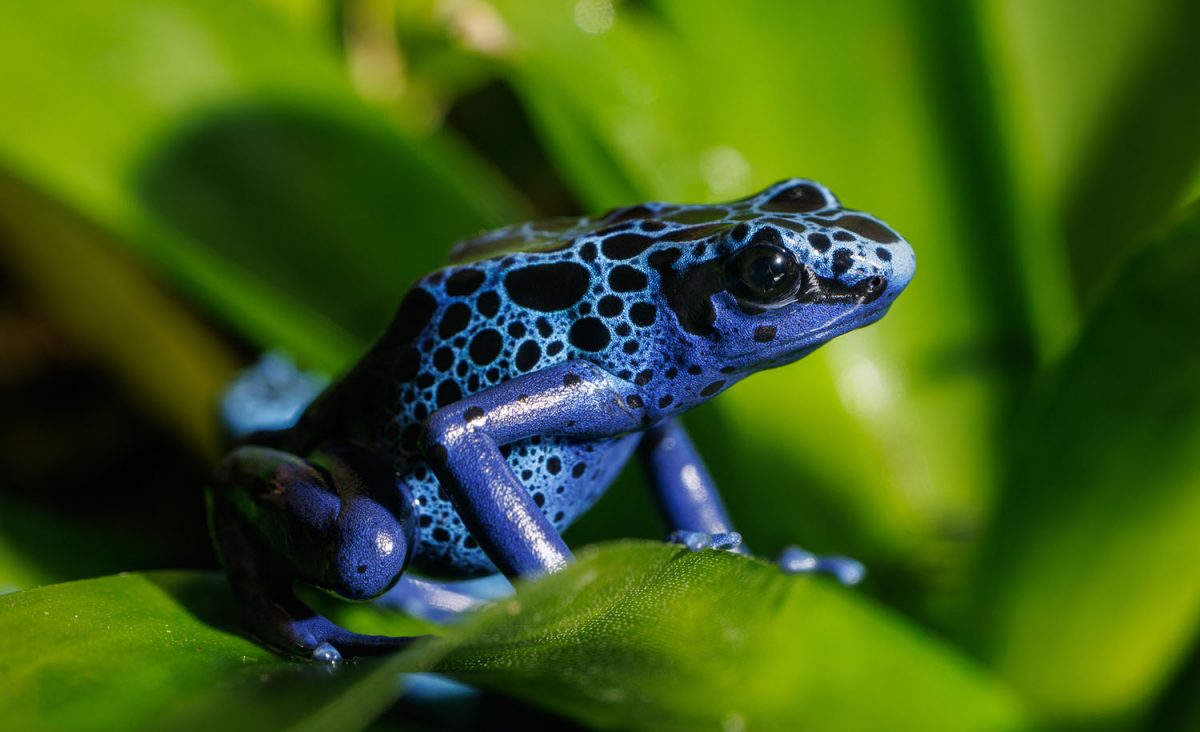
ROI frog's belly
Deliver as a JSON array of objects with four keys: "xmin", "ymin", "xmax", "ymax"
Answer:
[{"xmin": 403, "ymin": 433, "xmax": 641, "ymax": 577}]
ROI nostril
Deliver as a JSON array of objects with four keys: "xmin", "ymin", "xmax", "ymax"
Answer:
[{"xmin": 867, "ymin": 276, "xmax": 885, "ymax": 292}]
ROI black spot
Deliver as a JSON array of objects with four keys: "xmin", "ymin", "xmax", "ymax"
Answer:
[
  {"xmin": 533, "ymin": 492, "xmax": 545, "ymax": 507},
  {"xmin": 665, "ymin": 367, "xmax": 678, "ymax": 379},
  {"xmin": 547, "ymin": 341, "xmax": 564, "ymax": 356},
  {"xmin": 808, "ymin": 233, "xmax": 831, "ymax": 253},
  {"xmin": 504, "ymin": 262, "xmax": 591, "ymax": 311},
  {"xmin": 623, "ymin": 341, "xmax": 638, "ymax": 354},
  {"xmin": 500, "ymin": 444, "xmax": 513, "ymax": 458},
  {"xmin": 648, "ymin": 248, "xmax": 682, "ymax": 271},
  {"xmin": 835, "ymin": 215, "xmax": 899, "ymax": 243},
  {"xmin": 876, "ymin": 247, "xmax": 892, "ymax": 262},
  {"xmin": 521, "ymin": 469, "xmax": 533, "ymax": 480},
  {"xmin": 468, "ymin": 329, "xmax": 502, "ymax": 365},
  {"xmin": 569, "ymin": 318, "xmax": 611, "ymax": 351},
  {"xmin": 604, "ymin": 203, "xmax": 653, "ymax": 223},
  {"xmin": 662, "ymin": 222, "xmax": 733, "ymax": 242},
  {"xmin": 418, "ymin": 514, "xmax": 433, "ymax": 528},
  {"xmin": 477, "ymin": 291, "xmax": 501, "ymax": 318},
  {"xmin": 436, "ymin": 380, "xmax": 462, "ymax": 408},
  {"xmin": 731, "ymin": 223, "xmax": 749, "ymax": 241},
  {"xmin": 467, "ymin": 374, "xmax": 480, "ymax": 391},
  {"xmin": 456, "ymin": 361, "xmax": 469, "ymax": 377},
  {"xmin": 463, "ymin": 406, "xmax": 485, "ymax": 422},
  {"xmin": 464, "ymin": 536, "xmax": 478, "ymax": 549},
  {"xmin": 832, "ymin": 249, "xmax": 854, "ymax": 277},
  {"xmin": 626, "ymin": 395, "xmax": 644, "ymax": 409},
  {"xmin": 438, "ymin": 302, "xmax": 471, "ymax": 338},
  {"xmin": 615, "ymin": 323, "xmax": 632, "ymax": 337},
  {"xmin": 416, "ymin": 373, "xmax": 435, "ymax": 389},
  {"xmin": 433, "ymin": 347, "xmax": 454, "ymax": 371},
  {"xmin": 762, "ymin": 183, "xmax": 828, "ymax": 213},
  {"xmin": 608, "ymin": 265, "xmax": 648, "ymax": 292},
  {"xmin": 579, "ymin": 302, "xmax": 592, "ymax": 315},
  {"xmin": 602, "ymin": 232, "xmax": 656, "ymax": 260},
  {"xmin": 634, "ymin": 369, "xmax": 653, "ymax": 385},
  {"xmin": 515, "ymin": 340, "xmax": 541, "ymax": 372},
  {"xmin": 445, "ymin": 268, "xmax": 485, "ymax": 296},
  {"xmin": 547, "ymin": 457, "xmax": 562, "ymax": 474},
  {"xmin": 665, "ymin": 207, "xmax": 727, "ymax": 224},
  {"xmin": 580, "ymin": 242, "xmax": 598, "ymax": 261},
  {"xmin": 688, "ymin": 365, "xmax": 703, "ymax": 375},
  {"xmin": 432, "ymin": 528, "xmax": 451, "ymax": 542},
  {"xmin": 754, "ymin": 325, "xmax": 777, "ymax": 342},
  {"xmin": 833, "ymin": 230, "xmax": 856, "ymax": 242},
  {"xmin": 598, "ymin": 295, "xmax": 623, "ymax": 317},
  {"xmin": 643, "ymin": 220, "xmax": 667, "ymax": 232},
  {"xmin": 658, "ymin": 395, "xmax": 674, "ymax": 408},
  {"xmin": 508, "ymin": 321, "xmax": 527, "ymax": 337},
  {"xmin": 571, "ymin": 462, "xmax": 587, "ymax": 478},
  {"xmin": 391, "ymin": 287, "xmax": 436, "ymax": 342},
  {"xmin": 700, "ymin": 380, "xmax": 726, "ymax": 396},
  {"xmin": 486, "ymin": 368, "xmax": 500, "ymax": 382},
  {"xmin": 764, "ymin": 217, "xmax": 807, "ymax": 235},
  {"xmin": 536, "ymin": 318, "xmax": 552, "ymax": 337},
  {"xmin": 563, "ymin": 372, "xmax": 582, "ymax": 387},
  {"xmin": 720, "ymin": 365, "xmax": 737, "ymax": 374},
  {"xmin": 629, "ymin": 303, "xmax": 657, "ymax": 327},
  {"xmin": 396, "ymin": 347, "xmax": 420, "ymax": 381}
]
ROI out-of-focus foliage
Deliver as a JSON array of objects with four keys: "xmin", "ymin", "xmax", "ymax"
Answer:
[{"xmin": 0, "ymin": 0, "xmax": 1197, "ymax": 730}]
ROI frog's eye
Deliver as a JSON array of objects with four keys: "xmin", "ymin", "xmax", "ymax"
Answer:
[{"xmin": 727, "ymin": 244, "xmax": 803, "ymax": 304}]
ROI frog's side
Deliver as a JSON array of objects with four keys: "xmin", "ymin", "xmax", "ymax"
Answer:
[{"xmin": 207, "ymin": 179, "xmax": 915, "ymax": 659}]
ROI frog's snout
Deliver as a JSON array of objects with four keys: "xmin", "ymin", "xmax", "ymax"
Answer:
[
  {"xmin": 883, "ymin": 238, "xmax": 916, "ymax": 299},
  {"xmin": 331, "ymin": 498, "xmax": 414, "ymax": 600}
]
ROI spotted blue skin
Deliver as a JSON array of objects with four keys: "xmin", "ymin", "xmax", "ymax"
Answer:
[{"xmin": 208, "ymin": 179, "xmax": 915, "ymax": 658}]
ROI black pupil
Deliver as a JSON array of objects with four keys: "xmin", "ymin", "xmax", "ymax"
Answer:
[{"xmin": 738, "ymin": 246, "xmax": 798, "ymax": 301}]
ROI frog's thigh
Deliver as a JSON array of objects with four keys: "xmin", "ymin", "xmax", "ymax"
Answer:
[{"xmin": 420, "ymin": 360, "xmax": 644, "ymax": 578}]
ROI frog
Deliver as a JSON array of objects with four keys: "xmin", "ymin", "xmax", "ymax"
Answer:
[{"xmin": 207, "ymin": 179, "xmax": 915, "ymax": 661}]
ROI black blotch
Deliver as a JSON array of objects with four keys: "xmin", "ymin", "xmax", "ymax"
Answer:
[
  {"xmin": 433, "ymin": 347, "xmax": 454, "ymax": 372},
  {"xmin": 477, "ymin": 291, "xmax": 500, "ymax": 318},
  {"xmin": 688, "ymin": 365, "xmax": 703, "ymax": 375},
  {"xmin": 764, "ymin": 217, "xmax": 807, "ymax": 235},
  {"xmin": 580, "ymin": 242, "xmax": 598, "ymax": 261},
  {"xmin": 515, "ymin": 340, "xmax": 541, "ymax": 372},
  {"xmin": 563, "ymin": 372, "xmax": 582, "ymax": 387},
  {"xmin": 623, "ymin": 341, "xmax": 638, "ymax": 354},
  {"xmin": 604, "ymin": 203, "xmax": 653, "ymax": 223},
  {"xmin": 630, "ymin": 302, "xmax": 657, "ymax": 326},
  {"xmin": 504, "ymin": 262, "xmax": 591, "ymax": 311},
  {"xmin": 833, "ymin": 230, "xmax": 856, "ymax": 242},
  {"xmin": 432, "ymin": 528, "xmax": 450, "ymax": 542},
  {"xmin": 808, "ymin": 233, "xmax": 831, "ymax": 253},
  {"xmin": 396, "ymin": 346, "xmax": 420, "ymax": 381},
  {"xmin": 662, "ymin": 222, "xmax": 733, "ymax": 242},
  {"xmin": 547, "ymin": 457, "xmax": 562, "ymax": 474},
  {"xmin": 876, "ymin": 247, "xmax": 892, "ymax": 262},
  {"xmin": 634, "ymin": 369, "xmax": 653, "ymax": 385},
  {"xmin": 508, "ymin": 322, "xmax": 527, "ymax": 338},
  {"xmin": 730, "ymin": 222, "xmax": 749, "ymax": 241},
  {"xmin": 579, "ymin": 302, "xmax": 592, "ymax": 315},
  {"xmin": 762, "ymin": 183, "xmax": 827, "ymax": 213},
  {"xmin": 436, "ymin": 380, "xmax": 462, "ymax": 408},
  {"xmin": 445, "ymin": 268, "xmax": 485, "ymax": 296},
  {"xmin": 648, "ymin": 248, "xmax": 682, "ymax": 271},
  {"xmin": 456, "ymin": 361, "xmax": 469, "ymax": 377},
  {"xmin": 468, "ymin": 329, "xmax": 502, "ymax": 365},
  {"xmin": 754, "ymin": 325, "xmax": 777, "ymax": 342},
  {"xmin": 720, "ymin": 365, "xmax": 737, "ymax": 374},
  {"xmin": 832, "ymin": 249, "xmax": 854, "ymax": 277},
  {"xmin": 486, "ymin": 368, "xmax": 500, "ymax": 382},
  {"xmin": 416, "ymin": 373, "xmax": 435, "ymax": 389},
  {"xmin": 608, "ymin": 265, "xmax": 648, "ymax": 292},
  {"xmin": 418, "ymin": 514, "xmax": 433, "ymax": 528},
  {"xmin": 536, "ymin": 318, "xmax": 552, "ymax": 337},
  {"xmin": 569, "ymin": 317, "xmax": 611, "ymax": 351},
  {"xmin": 547, "ymin": 341, "xmax": 564, "ymax": 356},
  {"xmin": 438, "ymin": 302, "xmax": 471, "ymax": 338},
  {"xmin": 602, "ymin": 232, "xmax": 656, "ymax": 260},
  {"xmin": 626, "ymin": 395, "xmax": 644, "ymax": 409},
  {"xmin": 464, "ymin": 536, "xmax": 478, "ymax": 549},
  {"xmin": 643, "ymin": 220, "xmax": 667, "ymax": 232},
  {"xmin": 521, "ymin": 469, "xmax": 533, "ymax": 480},
  {"xmin": 500, "ymin": 444, "xmax": 513, "ymax": 458},
  {"xmin": 598, "ymin": 295, "xmax": 623, "ymax": 317},
  {"xmin": 464, "ymin": 406, "xmax": 485, "ymax": 422},
  {"xmin": 615, "ymin": 323, "xmax": 632, "ymax": 337},
  {"xmin": 665, "ymin": 367, "xmax": 678, "ymax": 379},
  {"xmin": 467, "ymin": 374, "xmax": 481, "ymax": 391},
  {"xmin": 533, "ymin": 492, "xmax": 545, "ymax": 507},
  {"xmin": 658, "ymin": 395, "xmax": 674, "ymax": 408},
  {"xmin": 700, "ymin": 380, "xmax": 726, "ymax": 396},
  {"xmin": 665, "ymin": 207, "xmax": 726, "ymax": 224},
  {"xmin": 836, "ymin": 215, "xmax": 899, "ymax": 243},
  {"xmin": 571, "ymin": 462, "xmax": 587, "ymax": 478},
  {"xmin": 391, "ymin": 287, "xmax": 436, "ymax": 342}
]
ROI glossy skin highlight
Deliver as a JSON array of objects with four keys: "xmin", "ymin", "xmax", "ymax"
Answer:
[{"xmin": 208, "ymin": 179, "xmax": 915, "ymax": 659}]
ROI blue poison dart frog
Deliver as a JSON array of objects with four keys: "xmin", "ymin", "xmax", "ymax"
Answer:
[{"xmin": 208, "ymin": 179, "xmax": 915, "ymax": 661}]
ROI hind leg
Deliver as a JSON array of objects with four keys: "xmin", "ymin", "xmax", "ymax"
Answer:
[{"xmin": 207, "ymin": 442, "xmax": 426, "ymax": 660}]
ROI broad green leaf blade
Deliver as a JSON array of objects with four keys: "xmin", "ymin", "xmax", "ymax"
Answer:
[
  {"xmin": 0, "ymin": 572, "xmax": 423, "ymax": 732},
  {"xmin": 965, "ymin": 204, "xmax": 1200, "ymax": 725},
  {"xmin": 408, "ymin": 542, "xmax": 1026, "ymax": 731},
  {"xmin": 0, "ymin": 0, "xmax": 525, "ymax": 373}
]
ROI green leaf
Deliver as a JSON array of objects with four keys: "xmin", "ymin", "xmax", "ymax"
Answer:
[
  {"xmin": 0, "ymin": 0, "xmax": 525, "ymax": 374},
  {"xmin": 2, "ymin": 545, "xmax": 1025, "ymax": 731},
  {"xmin": 965, "ymin": 204, "xmax": 1200, "ymax": 725}
]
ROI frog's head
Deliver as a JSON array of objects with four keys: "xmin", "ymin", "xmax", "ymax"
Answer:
[{"xmin": 654, "ymin": 179, "xmax": 914, "ymax": 375}]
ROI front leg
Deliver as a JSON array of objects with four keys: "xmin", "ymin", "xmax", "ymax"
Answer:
[
  {"xmin": 637, "ymin": 418, "xmax": 864, "ymax": 585},
  {"xmin": 421, "ymin": 360, "xmax": 644, "ymax": 578}
]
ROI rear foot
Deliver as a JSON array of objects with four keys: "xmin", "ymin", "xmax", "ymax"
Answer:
[
  {"xmin": 776, "ymin": 546, "xmax": 865, "ymax": 586},
  {"xmin": 668, "ymin": 530, "xmax": 743, "ymax": 552}
]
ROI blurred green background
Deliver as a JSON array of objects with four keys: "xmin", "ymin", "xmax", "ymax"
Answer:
[{"xmin": 1, "ymin": 1, "xmax": 1198, "ymax": 730}]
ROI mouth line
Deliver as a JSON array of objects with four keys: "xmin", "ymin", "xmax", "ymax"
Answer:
[{"xmin": 725, "ymin": 300, "xmax": 892, "ymax": 365}]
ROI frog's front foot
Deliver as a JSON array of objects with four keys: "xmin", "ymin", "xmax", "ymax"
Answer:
[
  {"xmin": 668, "ymin": 530, "xmax": 743, "ymax": 553},
  {"xmin": 775, "ymin": 545, "xmax": 865, "ymax": 586}
]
